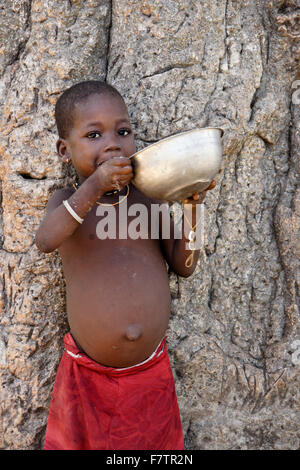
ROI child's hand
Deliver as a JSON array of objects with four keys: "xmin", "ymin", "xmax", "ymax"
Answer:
[
  {"xmin": 182, "ymin": 180, "xmax": 216, "ymax": 205},
  {"xmin": 94, "ymin": 157, "xmax": 133, "ymax": 193}
]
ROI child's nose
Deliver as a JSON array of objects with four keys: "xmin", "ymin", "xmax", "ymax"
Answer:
[{"xmin": 103, "ymin": 135, "xmax": 121, "ymax": 152}]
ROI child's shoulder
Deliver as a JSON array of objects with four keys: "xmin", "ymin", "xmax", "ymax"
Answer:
[{"xmin": 45, "ymin": 186, "xmax": 74, "ymax": 214}]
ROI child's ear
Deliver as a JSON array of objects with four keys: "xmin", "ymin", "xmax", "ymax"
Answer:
[{"xmin": 57, "ymin": 139, "xmax": 71, "ymax": 163}]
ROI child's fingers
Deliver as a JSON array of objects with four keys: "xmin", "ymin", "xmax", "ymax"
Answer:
[
  {"xmin": 119, "ymin": 165, "xmax": 133, "ymax": 174},
  {"xmin": 119, "ymin": 178, "xmax": 132, "ymax": 187},
  {"xmin": 182, "ymin": 180, "xmax": 216, "ymax": 203},
  {"xmin": 182, "ymin": 192, "xmax": 205, "ymax": 204},
  {"xmin": 207, "ymin": 179, "xmax": 216, "ymax": 190},
  {"xmin": 112, "ymin": 176, "xmax": 132, "ymax": 190},
  {"xmin": 111, "ymin": 156, "xmax": 132, "ymax": 167},
  {"xmin": 107, "ymin": 163, "xmax": 132, "ymax": 175}
]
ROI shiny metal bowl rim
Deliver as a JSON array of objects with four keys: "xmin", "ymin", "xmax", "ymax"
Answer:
[{"xmin": 130, "ymin": 127, "xmax": 224, "ymax": 159}]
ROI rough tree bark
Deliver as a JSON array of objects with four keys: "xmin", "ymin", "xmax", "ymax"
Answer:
[{"xmin": 0, "ymin": 0, "xmax": 299, "ymax": 450}]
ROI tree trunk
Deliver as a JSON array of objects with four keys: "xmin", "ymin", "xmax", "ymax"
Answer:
[{"xmin": 0, "ymin": 0, "xmax": 299, "ymax": 449}]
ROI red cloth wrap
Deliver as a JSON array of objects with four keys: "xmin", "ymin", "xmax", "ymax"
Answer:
[{"xmin": 44, "ymin": 333, "xmax": 184, "ymax": 450}]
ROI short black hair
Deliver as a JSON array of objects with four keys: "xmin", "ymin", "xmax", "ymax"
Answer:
[{"xmin": 55, "ymin": 80, "xmax": 124, "ymax": 139}]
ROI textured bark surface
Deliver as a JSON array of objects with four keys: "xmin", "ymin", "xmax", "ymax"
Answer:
[{"xmin": 0, "ymin": 0, "xmax": 299, "ymax": 450}]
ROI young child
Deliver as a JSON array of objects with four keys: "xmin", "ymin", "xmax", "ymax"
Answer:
[{"xmin": 35, "ymin": 80, "xmax": 215, "ymax": 450}]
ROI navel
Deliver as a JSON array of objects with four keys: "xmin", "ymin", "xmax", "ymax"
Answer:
[{"xmin": 125, "ymin": 324, "xmax": 142, "ymax": 341}]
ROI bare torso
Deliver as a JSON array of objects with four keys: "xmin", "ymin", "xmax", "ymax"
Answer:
[{"xmin": 58, "ymin": 185, "xmax": 171, "ymax": 367}]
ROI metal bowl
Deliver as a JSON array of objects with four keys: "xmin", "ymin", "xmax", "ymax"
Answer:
[{"xmin": 131, "ymin": 127, "xmax": 223, "ymax": 201}]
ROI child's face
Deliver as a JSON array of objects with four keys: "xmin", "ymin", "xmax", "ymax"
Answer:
[{"xmin": 58, "ymin": 93, "xmax": 136, "ymax": 183}]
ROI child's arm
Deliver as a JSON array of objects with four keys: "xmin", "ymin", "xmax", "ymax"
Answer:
[
  {"xmin": 160, "ymin": 181, "xmax": 215, "ymax": 278},
  {"xmin": 35, "ymin": 157, "xmax": 132, "ymax": 253}
]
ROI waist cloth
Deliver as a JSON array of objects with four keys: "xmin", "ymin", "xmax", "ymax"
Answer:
[{"xmin": 44, "ymin": 333, "xmax": 184, "ymax": 450}]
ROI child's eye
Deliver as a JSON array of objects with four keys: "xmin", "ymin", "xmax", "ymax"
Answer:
[
  {"xmin": 87, "ymin": 131, "xmax": 101, "ymax": 139},
  {"xmin": 118, "ymin": 128, "xmax": 131, "ymax": 137}
]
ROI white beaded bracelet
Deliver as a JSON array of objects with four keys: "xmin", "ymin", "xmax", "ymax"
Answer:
[{"xmin": 62, "ymin": 200, "xmax": 84, "ymax": 224}]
